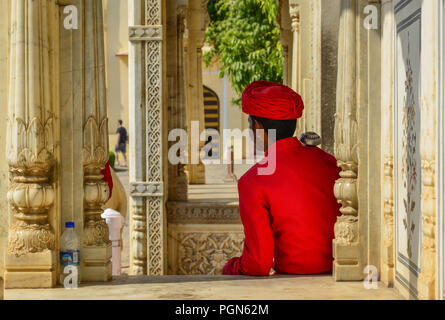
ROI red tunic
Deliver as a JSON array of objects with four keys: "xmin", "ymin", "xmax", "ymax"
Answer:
[
  {"xmin": 101, "ymin": 161, "xmax": 114, "ymax": 201},
  {"xmin": 223, "ymin": 137, "xmax": 341, "ymax": 276}
]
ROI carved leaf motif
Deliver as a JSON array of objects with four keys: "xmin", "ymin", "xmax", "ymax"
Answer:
[
  {"xmin": 9, "ymin": 117, "xmax": 55, "ymax": 166},
  {"xmin": 177, "ymin": 232, "xmax": 244, "ymax": 275},
  {"xmin": 401, "ymin": 52, "xmax": 418, "ymax": 259},
  {"xmin": 8, "ymin": 221, "xmax": 55, "ymax": 256},
  {"xmin": 83, "ymin": 116, "xmax": 109, "ymax": 166}
]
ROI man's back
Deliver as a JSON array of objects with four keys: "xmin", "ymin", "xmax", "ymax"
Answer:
[
  {"xmin": 236, "ymin": 137, "xmax": 341, "ymax": 275},
  {"xmin": 117, "ymin": 126, "xmax": 127, "ymax": 144}
]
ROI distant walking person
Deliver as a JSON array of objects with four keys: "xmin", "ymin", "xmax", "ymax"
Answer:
[{"xmin": 115, "ymin": 120, "xmax": 128, "ymax": 167}]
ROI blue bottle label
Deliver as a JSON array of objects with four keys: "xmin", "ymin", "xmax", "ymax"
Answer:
[{"xmin": 60, "ymin": 250, "xmax": 80, "ymax": 266}]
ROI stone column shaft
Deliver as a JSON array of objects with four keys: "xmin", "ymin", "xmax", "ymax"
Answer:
[
  {"xmin": 144, "ymin": 0, "xmax": 166, "ymax": 275},
  {"xmin": 167, "ymin": 5, "xmax": 188, "ymax": 201},
  {"xmin": 380, "ymin": 0, "xmax": 394, "ymax": 286},
  {"xmin": 81, "ymin": 0, "xmax": 112, "ymax": 282},
  {"xmin": 289, "ymin": 3, "xmax": 300, "ymax": 93},
  {"xmin": 289, "ymin": 2, "xmax": 305, "ymax": 136},
  {"xmin": 418, "ymin": 0, "xmax": 438, "ymax": 300},
  {"xmin": 177, "ymin": 8, "xmax": 188, "ymax": 198},
  {"xmin": 5, "ymin": 0, "xmax": 59, "ymax": 289},
  {"xmin": 128, "ymin": 0, "xmax": 166, "ymax": 275},
  {"xmin": 332, "ymin": 0, "xmax": 361, "ymax": 281},
  {"xmin": 128, "ymin": 0, "xmax": 147, "ymax": 275},
  {"xmin": 276, "ymin": 0, "xmax": 292, "ymax": 87},
  {"xmin": 185, "ymin": 1, "xmax": 208, "ymax": 184}
]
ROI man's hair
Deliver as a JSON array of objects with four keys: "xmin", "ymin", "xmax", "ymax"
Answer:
[
  {"xmin": 118, "ymin": 120, "xmax": 123, "ymax": 125},
  {"xmin": 250, "ymin": 116, "xmax": 297, "ymax": 141}
]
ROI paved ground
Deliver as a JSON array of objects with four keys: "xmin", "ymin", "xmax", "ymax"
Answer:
[{"xmin": 4, "ymin": 275, "xmax": 402, "ymax": 300}]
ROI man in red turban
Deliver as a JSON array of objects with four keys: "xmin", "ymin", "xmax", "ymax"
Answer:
[{"xmin": 222, "ymin": 81, "xmax": 341, "ymax": 276}]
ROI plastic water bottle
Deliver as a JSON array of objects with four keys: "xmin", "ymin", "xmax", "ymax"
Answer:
[{"xmin": 60, "ymin": 222, "xmax": 80, "ymax": 286}]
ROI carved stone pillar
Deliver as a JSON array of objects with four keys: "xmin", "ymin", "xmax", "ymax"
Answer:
[
  {"xmin": 176, "ymin": 7, "xmax": 188, "ymax": 199},
  {"xmin": 289, "ymin": 2, "xmax": 304, "ymax": 136},
  {"xmin": 418, "ymin": 0, "xmax": 437, "ymax": 300},
  {"xmin": 276, "ymin": 0, "xmax": 292, "ymax": 87},
  {"xmin": 332, "ymin": 0, "xmax": 361, "ymax": 281},
  {"xmin": 5, "ymin": 0, "xmax": 59, "ymax": 288},
  {"xmin": 380, "ymin": 0, "xmax": 394, "ymax": 286},
  {"xmin": 128, "ymin": 0, "xmax": 166, "ymax": 275},
  {"xmin": 282, "ymin": 45, "xmax": 290, "ymax": 86},
  {"xmin": 128, "ymin": 0, "xmax": 147, "ymax": 275},
  {"xmin": 185, "ymin": 0, "xmax": 208, "ymax": 184},
  {"xmin": 167, "ymin": 5, "xmax": 188, "ymax": 201},
  {"xmin": 81, "ymin": 0, "xmax": 112, "ymax": 282},
  {"xmin": 289, "ymin": 3, "xmax": 300, "ymax": 93},
  {"xmin": 144, "ymin": 0, "xmax": 165, "ymax": 275}
]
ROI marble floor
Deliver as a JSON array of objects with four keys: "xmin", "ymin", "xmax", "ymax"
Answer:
[{"xmin": 4, "ymin": 275, "xmax": 402, "ymax": 300}]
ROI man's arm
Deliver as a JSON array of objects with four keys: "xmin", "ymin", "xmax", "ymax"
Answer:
[
  {"xmin": 116, "ymin": 129, "xmax": 120, "ymax": 147},
  {"xmin": 223, "ymin": 177, "xmax": 274, "ymax": 276}
]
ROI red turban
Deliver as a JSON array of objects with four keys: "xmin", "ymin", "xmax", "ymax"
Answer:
[{"xmin": 242, "ymin": 81, "xmax": 304, "ymax": 120}]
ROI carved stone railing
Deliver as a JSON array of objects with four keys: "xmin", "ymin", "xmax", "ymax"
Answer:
[{"xmin": 167, "ymin": 201, "xmax": 243, "ymax": 275}]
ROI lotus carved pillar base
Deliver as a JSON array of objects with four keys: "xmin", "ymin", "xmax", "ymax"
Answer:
[
  {"xmin": 81, "ymin": 170, "xmax": 112, "ymax": 282},
  {"xmin": 5, "ymin": 165, "xmax": 57, "ymax": 289},
  {"xmin": 333, "ymin": 162, "xmax": 361, "ymax": 280}
]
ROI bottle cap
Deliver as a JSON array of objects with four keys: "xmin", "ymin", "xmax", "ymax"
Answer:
[{"xmin": 65, "ymin": 222, "xmax": 75, "ymax": 229}]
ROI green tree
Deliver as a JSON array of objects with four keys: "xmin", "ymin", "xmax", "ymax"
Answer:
[{"xmin": 204, "ymin": 0, "xmax": 283, "ymax": 105}]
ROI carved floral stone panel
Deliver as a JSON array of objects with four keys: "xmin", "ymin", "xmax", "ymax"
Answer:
[
  {"xmin": 168, "ymin": 224, "xmax": 244, "ymax": 275},
  {"xmin": 394, "ymin": 2, "xmax": 423, "ymax": 298},
  {"xmin": 177, "ymin": 232, "xmax": 244, "ymax": 275}
]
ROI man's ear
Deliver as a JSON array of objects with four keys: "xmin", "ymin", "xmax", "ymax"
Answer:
[{"xmin": 253, "ymin": 119, "xmax": 264, "ymax": 131}]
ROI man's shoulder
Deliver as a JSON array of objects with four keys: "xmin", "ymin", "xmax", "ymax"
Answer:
[
  {"xmin": 303, "ymin": 147, "xmax": 339, "ymax": 168},
  {"xmin": 238, "ymin": 162, "xmax": 265, "ymax": 189}
]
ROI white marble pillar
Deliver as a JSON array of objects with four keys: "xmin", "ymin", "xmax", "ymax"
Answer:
[
  {"xmin": 128, "ymin": 0, "xmax": 147, "ymax": 275},
  {"xmin": 128, "ymin": 0, "xmax": 166, "ymax": 275},
  {"xmin": 167, "ymin": 5, "xmax": 188, "ymax": 201},
  {"xmin": 418, "ymin": 0, "xmax": 438, "ymax": 300},
  {"xmin": 80, "ymin": 0, "xmax": 112, "ymax": 282},
  {"xmin": 380, "ymin": 0, "xmax": 395, "ymax": 286},
  {"xmin": 144, "ymin": 0, "xmax": 166, "ymax": 275},
  {"xmin": 289, "ymin": 2, "xmax": 305, "ymax": 136},
  {"xmin": 277, "ymin": 0, "xmax": 292, "ymax": 87},
  {"xmin": 5, "ymin": 0, "xmax": 59, "ymax": 288},
  {"xmin": 332, "ymin": 0, "xmax": 361, "ymax": 281},
  {"xmin": 177, "ymin": 7, "xmax": 189, "ymax": 199},
  {"xmin": 185, "ymin": 0, "xmax": 208, "ymax": 184},
  {"xmin": 289, "ymin": 3, "xmax": 300, "ymax": 93}
]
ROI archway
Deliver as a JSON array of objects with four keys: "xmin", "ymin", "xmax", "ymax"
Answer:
[{"xmin": 203, "ymin": 86, "xmax": 220, "ymax": 159}]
